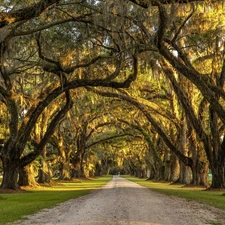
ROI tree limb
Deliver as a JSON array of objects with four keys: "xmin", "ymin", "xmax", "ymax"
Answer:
[
  {"xmin": 89, "ymin": 88, "xmax": 193, "ymax": 166},
  {"xmin": 0, "ymin": 0, "xmax": 60, "ymax": 28},
  {"xmin": 17, "ymin": 55, "xmax": 138, "ymax": 148},
  {"xmin": 128, "ymin": 0, "xmax": 218, "ymax": 8},
  {"xmin": 20, "ymin": 90, "xmax": 73, "ymax": 166},
  {"xmin": 156, "ymin": 3, "xmax": 225, "ymax": 125}
]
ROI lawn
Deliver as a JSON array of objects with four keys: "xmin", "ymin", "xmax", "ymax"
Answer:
[
  {"xmin": 125, "ymin": 176, "xmax": 225, "ymax": 210},
  {"xmin": 0, "ymin": 176, "xmax": 112, "ymax": 225},
  {"xmin": 1, "ymin": 175, "xmax": 225, "ymax": 225}
]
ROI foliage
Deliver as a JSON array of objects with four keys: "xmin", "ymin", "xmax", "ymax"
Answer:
[
  {"xmin": 1, "ymin": 0, "xmax": 225, "ymax": 190},
  {"xmin": 0, "ymin": 0, "xmax": 139, "ymax": 189}
]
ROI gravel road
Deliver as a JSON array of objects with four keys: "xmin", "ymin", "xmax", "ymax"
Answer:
[{"xmin": 13, "ymin": 176, "xmax": 225, "ymax": 225}]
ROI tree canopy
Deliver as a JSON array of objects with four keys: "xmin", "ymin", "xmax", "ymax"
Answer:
[{"xmin": 0, "ymin": 0, "xmax": 225, "ymax": 190}]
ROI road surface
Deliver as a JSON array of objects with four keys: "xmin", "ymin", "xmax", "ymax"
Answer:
[{"xmin": 13, "ymin": 176, "xmax": 225, "ymax": 225}]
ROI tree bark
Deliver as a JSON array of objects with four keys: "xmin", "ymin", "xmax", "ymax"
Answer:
[
  {"xmin": 94, "ymin": 162, "xmax": 102, "ymax": 176},
  {"xmin": 1, "ymin": 157, "xmax": 20, "ymax": 189},
  {"xmin": 57, "ymin": 136, "xmax": 72, "ymax": 180},
  {"xmin": 0, "ymin": 0, "xmax": 60, "ymax": 28},
  {"xmin": 170, "ymin": 154, "xmax": 180, "ymax": 182},
  {"xmin": 37, "ymin": 157, "xmax": 52, "ymax": 184},
  {"xmin": 211, "ymin": 162, "xmax": 225, "ymax": 189},
  {"xmin": 18, "ymin": 163, "xmax": 38, "ymax": 187},
  {"xmin": 178, "ymin": 116, "xmax": 191, "ymax": 184},
  {"xmin": 128, "ymin": 0, "xmax": 210, "ymax": 8},
  {"xmin": 59, "ymin": 159, "xmax": 71, "ymax": 180},
  {"xmin": 71, "ymin": 147, "xmax": 85, "ymax": 178},
  {"xmin": 179, "ymin": 162, "xmax": 191, "ymax": 184},
  {"xmin": 164, "ymin": 151, "xmax": 172, "ymax": 181}
]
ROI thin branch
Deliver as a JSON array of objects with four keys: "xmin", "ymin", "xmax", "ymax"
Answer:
[
  {"xmin": 171, "ymin": 7, "xmax": 195, "ymax": 43},
  {"xmin": 86, "ymin": 133, "xmax": 136, "ymax": 149},
  {"xmin": 13, "ymin": 14, "xmax": 93, "ymax": 37},
  {"xmin": 36, "ymin": 32, "xmax": 62, "ymax": 70},
  {"xmin": 128, "ymin": 0, "xmax": 219, "ymax": 8}
]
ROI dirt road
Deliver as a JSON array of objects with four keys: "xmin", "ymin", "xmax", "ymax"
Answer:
[{"xmin": 14, "ymin": 176, "xmax": 225, "ymax": 225}]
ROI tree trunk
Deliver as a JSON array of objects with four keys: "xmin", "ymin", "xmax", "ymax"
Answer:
[
  {"xmin": 71, "ymin": 127, "xmax": 87, "ymax": 178},
  {"xmin": 1, "ymin": 158, "xmax": 20, "ymax": 189},
  {"xmin": 59, "ymin": 160, "xmax": 71, "ymax": 180},
  {"xmin": 185, "ymin": 118, "xmax": 209, "ymax": 187},
  {"xmin": 155, "ymin": 165, "xmax": 165, "ymax": 181},
  {"xmin": 177, "ymin": 116, "xmax": 191, "ymax": 184},
  {"xmin": 71, "ymin": 152, "xmax": 83, "ymax": 178},
  {"xmin": 179, "ymin": 161, "xmax": 191, "ymax": 184},
  {"xmin": 36, "ymin": 143, "xmax": 53, "ymax": 184},
  {"xmin": 199, "ymin": 162, "xmax": 209, "ymax": 187},
  {"xmin": 190, "ymin": 159, "xmax": 209, "ymax": 187},
  {"xmin": 56, "ymin": 135, "xmax": 72, "ymax": 180},
  {"xmin": 94, "ymin": 162, "xmax": 102, "ymax": 176},
  {"xmin": 37, "ymin": 159, "xmax": 52, "ymax": 184},
  {"xmin": 80, "ymin": 161, "xmax": 87, "ymax": 178},
  {"xmin": 164, "ymin": 149, "xmax": 172, "ymax": 181},
  {"xmin": 79, "ymin": 150, "xmax": 87, "ymax": 178},
  {"xmin": 71, "ymin": 140, "xmax": 86, "ymax": 178},
  {"xmin": 211, "ymin": 162, "xmax": 225, "ymax": 189},
  {"xmin": 141, "ymin": 168, "xmax": 147, "ymax": 178},
  {"xmin": 209, "ymin": 134, "xmax": 225, "ymax": 188},
  {"xmin": 18, "ymin": 163, "xmax": 38, "ymax": 187},
  {"xmin": 146, "ymin": 166, "xmax": 157, "ymax": 180},
  {"xmin": 170, "ymin": 155, "xmax": 180, "ymax": 182}
]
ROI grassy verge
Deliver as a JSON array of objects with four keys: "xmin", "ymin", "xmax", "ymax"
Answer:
[
  {"xmin": 0, "ymin": 176, "xmax": 112, "ymax": 225},
  {"xmin": 124, "ymin": 175, "xmax": 225, "ymax": 210}
]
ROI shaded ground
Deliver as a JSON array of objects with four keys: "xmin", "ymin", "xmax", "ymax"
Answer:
[
  {"xmin": 0, "ymin": 188, "xmax": 26, "ymax": 194},
  {"xmin": 12, "ymin": 176, "xmax": 225, "ymax": 225}
]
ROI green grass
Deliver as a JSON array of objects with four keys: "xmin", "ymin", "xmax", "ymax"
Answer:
[
  {"xmin": 124, "ymin": 175, "xmax": 225, "ymax": 210},
  {"xmin": 0, "ymin": 176, "xmax": 112, "ymax": 225},
  {"xmin": 209, "ymin": 221, "xmax": 223, "ymax": 225}
]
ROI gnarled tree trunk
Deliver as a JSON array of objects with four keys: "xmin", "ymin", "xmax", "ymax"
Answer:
[
  {"xmin": 18, "ymin": 163, "xmax": 38, "ymax": 187},
  {"xmin": 1, "ymin": 156, "xmax": 20, "ymax": 189}
]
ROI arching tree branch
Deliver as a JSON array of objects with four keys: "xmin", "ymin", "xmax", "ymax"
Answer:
[{"xmin": 0, "ymin": 0, "xmax": 60, "ymax": 28}]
